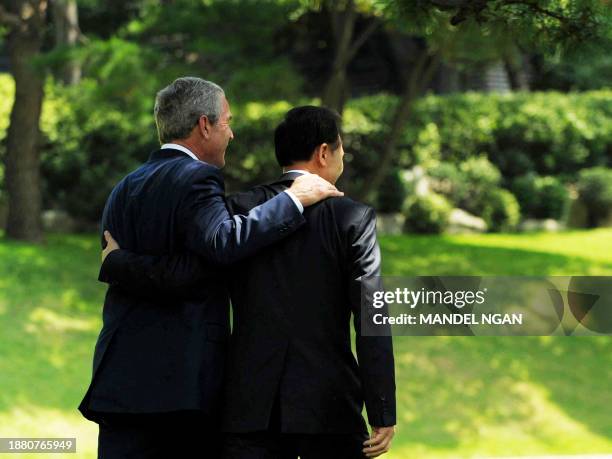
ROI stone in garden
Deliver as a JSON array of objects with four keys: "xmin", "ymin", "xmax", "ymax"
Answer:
[
  {"xmin": 520, "ymin": 219, "xmax": 564, "ymax": 232},
  {"xmin": 447, "ymin": 208, "xmax": 487, "ymax": 234},
  {"xmin": 376, "ymin": 213, "xmax": 406, "ymax": 235}
]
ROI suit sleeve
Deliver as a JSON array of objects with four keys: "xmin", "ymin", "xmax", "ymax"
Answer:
[
  {"xmin": 348, "ymin": 207, "xmax": 396, "ymax": 427},
  {"xmin": 98, "ymin": 249, "xmax": 215, "ymax": 299},
  {"xmin": 182, "ymin": 168, "xmax": 305, "ymax": 265},
  {"xmin": 96, "ymin": 186, "xmax": 274, "ymax": 298}
]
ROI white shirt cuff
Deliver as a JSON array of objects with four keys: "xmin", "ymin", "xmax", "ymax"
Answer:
[{"xmin": 284, "ymin": 190, "xmax": 304, "ymax": 213}]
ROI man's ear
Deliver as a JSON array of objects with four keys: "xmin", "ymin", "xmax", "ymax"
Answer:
[
  {"xmin": 197, "ymin": 115, "xmax": 211, "ymax": 139},
  {"xmin": 316, "ymin": 143, "xmax": 329, "ymax": 166}
]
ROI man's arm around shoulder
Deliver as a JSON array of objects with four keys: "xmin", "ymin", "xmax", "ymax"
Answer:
[{"xmin": 180, "ymin": 166, "xmax": 342, "ymax": 265}]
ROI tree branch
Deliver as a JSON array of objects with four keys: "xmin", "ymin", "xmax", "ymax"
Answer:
[
  {"xmin": 501, "ymin": 0, "xmax": 568, "ymax": 23},
  {"xmin": 346, "ymin": 18, "xmax": 380, "ymax": 63},
  {"xmin": 0, "ymin": 4, "xmax": 23, "ymax": 28},
  {"xmin": 428, "ymin": 0, "xmax": 584, "ymax": 29},
  {"xmin": 429, "ymin": 0, "xmax": 472, "ymax": 8}
]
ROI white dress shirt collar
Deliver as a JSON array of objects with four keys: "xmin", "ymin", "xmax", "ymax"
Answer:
[{"xmin": 161, "ymin": 143, "xmax": 199, "ymax": 161}]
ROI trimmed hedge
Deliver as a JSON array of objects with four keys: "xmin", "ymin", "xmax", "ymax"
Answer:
[
  {"xmin": 348, "ymin": 91, "xmax": 612, "ymax": 180},
  {"xmin": 0, "ymin": 73, "xmax": 610, "ymax": 224}
]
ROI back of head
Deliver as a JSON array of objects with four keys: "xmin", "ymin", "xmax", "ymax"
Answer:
[
  {"xmin": 274, "ymin": 106, "xmax": 341, "ymax": 167},
  {"xmin": 154, "ymin": 77, "xmax": 225, "ymax": 144}
]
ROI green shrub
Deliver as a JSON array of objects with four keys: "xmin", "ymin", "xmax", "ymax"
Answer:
[
  {"xmin": 577, "ymin": 167, "xmax": 612, "ymax": 227},
  {"xmin": 404, "ymin": 193, "xmax": 452, "ymax": 234},
  {"xmin": 428, "ymin": 162, "xmax": 462, "ymax": 197},
  {"xmin": 511, "ymin": 174, "xmax": 569, "ymax": 219},
  {"xmin": 457, "ymin": 156, "xmax": 502, "ymax": 214},
  {"xmin": 347, "ymin": 90, "xmax": 612, "ymax": 180},
  {"xmin": 428, "ymin": 156, "xmax": 502, "ymax": 215},
  {"xmin": 481, "ymin": 189, "xmax": 521, "ymax": 232},
  {"xmin": 40, "ymin": 80, "xmax": 158, "ymax": 222}
]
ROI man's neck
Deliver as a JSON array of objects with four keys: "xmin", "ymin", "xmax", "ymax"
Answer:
[
  {"xmin": 282, "ymin": 164, "xmax": 315, "ymax": 174},
  {"xmin": 171, "ymin": 139, "xmax": 204, "ymax": 161}
]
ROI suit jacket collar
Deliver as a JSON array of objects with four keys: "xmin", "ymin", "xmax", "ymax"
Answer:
[
  {"xmin": 149, "ymin": 148, "xmax": 193, "ymax": 161},
  {"xmin": 278, "ymin": 170, "xmax": 307, "ymax": 183}
]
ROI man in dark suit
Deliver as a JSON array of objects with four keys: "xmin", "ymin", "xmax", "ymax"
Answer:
[
  {"xmin": 99, "ymin": 106, "xmax": 396, "ymax": 458},
  {"xmin": 79, "ymin": 79, "xmax": 342, "ymax": 459}
]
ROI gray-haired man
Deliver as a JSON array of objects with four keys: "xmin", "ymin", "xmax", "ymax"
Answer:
[{"xmin": 78, "ymin": 77, "xmax": 342, "ymax": 459}]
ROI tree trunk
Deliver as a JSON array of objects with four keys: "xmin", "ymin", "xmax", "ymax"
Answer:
[
  {"xmin": 4, "ymin": 0, "xmax": 47, "ymax": 242},
  {"xmin": 321, "ymin": 0, "xmax": 356, "ymax": 113},
  {"xmin": 503, "ymin": 54, "xmax": 529, "ymax": 91},
  {"xmin": 357, "ymin": 51, "xmax": 441, "ymax": 201},
  {"xmin": 321, "ymin": 0, "xmax": 378, "ymax": 114},
  {"xmin": 322, "ymin": 63, "xmax": 349, "ymax": 114},
  {"xmin": 52, "ymin": 0, "xmax": 81, "ymax": 85}
]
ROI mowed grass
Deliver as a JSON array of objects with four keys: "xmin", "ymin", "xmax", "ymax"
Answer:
[
  {"xmin": 0, "ymin": 229, "xmax": 611, "ymax": 458},
  {"xmin": 0, "ymin": 234, "xmax": 102, "ymax": 458}
]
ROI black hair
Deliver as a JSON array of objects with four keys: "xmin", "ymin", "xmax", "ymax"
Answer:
[{"xmin": 274, "ymin": 106, "xmax": 341, "ymax": 167}]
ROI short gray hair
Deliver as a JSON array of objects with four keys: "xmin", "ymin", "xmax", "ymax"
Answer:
[{"xmin": 154, "ymin": 77, "xmax": 225, "ymax": 144}]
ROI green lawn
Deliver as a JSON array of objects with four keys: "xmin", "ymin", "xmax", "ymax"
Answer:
[{"xmin": 0, "ymin": 230, "xmax": 611, "ymax": 458}]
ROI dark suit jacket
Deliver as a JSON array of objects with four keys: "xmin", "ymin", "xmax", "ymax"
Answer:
[
  {"xmin": 99, "ymin": 172, "xmax": 396, "ymax": 433},
  {"xmin": 79, "ymin": 149, "xmax": 305, "ymax": 423}
]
